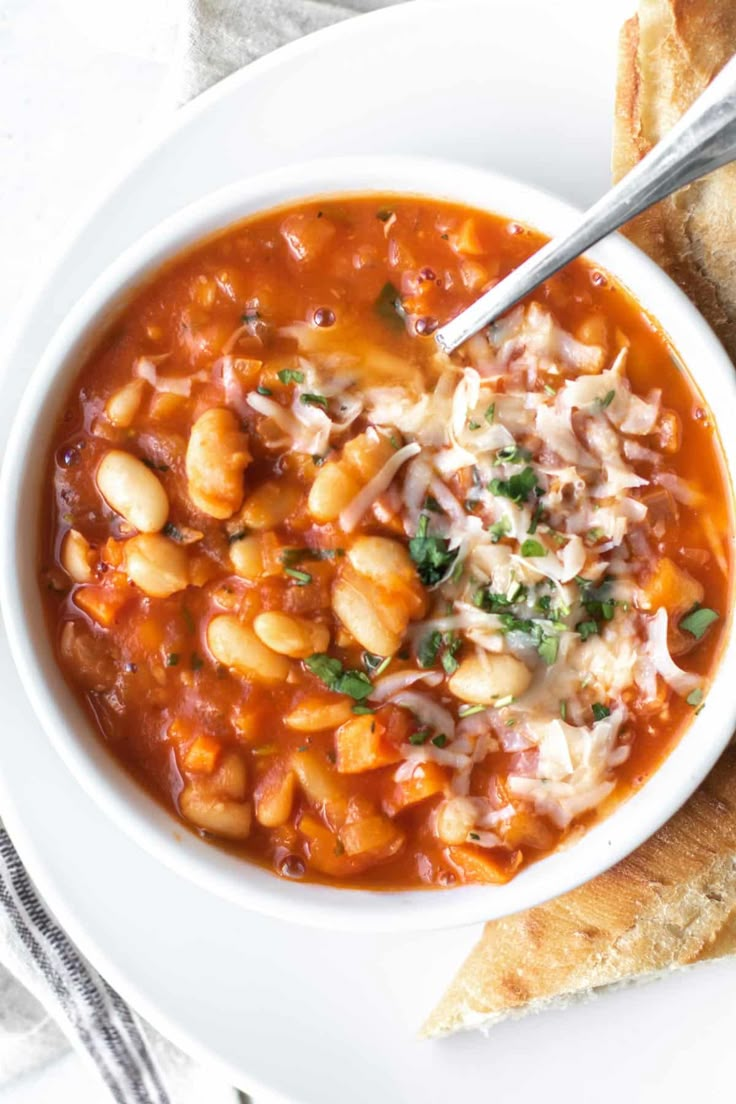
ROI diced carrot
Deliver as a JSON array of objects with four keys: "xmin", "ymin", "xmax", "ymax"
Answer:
[
  {"xmin": 183, "ymin": 734, "xmax": 222, "ymax": 774},
  {"xmin": 335, "ymin": 715, "xmax": 401, "ymax": 774},
  {"xmin": 259, "ymin": 531, "xmax": 286, "ymax": 576},
  {"xmin": 448, "ymin": 845, "xmax": 523, "ymax": 885},
  {"xmin": 101, "ymin": 537, "xmax": 125, "ymax": 568},
  {"xmin": 383, "ymin": 761, "xmax": 448, "ymax": 816},
  {"xmin": 298, "ymin": 811, "xmax": 357, "ymax": 876},
  {"xmin": 74, "ymin": 583, "xmax": 131, "ymax": 628},
  {"xmin": 168, "ymin": 719, "xmax": 191, "ymax": 743},
  {"xmin": 339, "ymin": 814, "xmax": 405, "ymax": 859},
  {"xmin": 503, "ymin": 810, "xmax": 557, "ymax": 851},
  {"xmin": 643, "ymin": 556, "xmax": 704, "ymax": 617}
]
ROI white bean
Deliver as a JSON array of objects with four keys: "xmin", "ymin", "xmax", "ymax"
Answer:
[
  {"xmin": 332, "ymin": 567, "xmax": 401, "ymax": 655},
  {"xmin": 96, "ymin": 449, "xmax": 169, "ymax": 532},
  {"xmin": 124, "ymin": 533, "xmax": 189, "ymax": 598},
  {"xmin": 105, "ymin": 379, "xmax": 146, "ymax": 428},
  {"xmin": 253, "ymin": 612, "xmax": 329, "ymax": 658},
  {"xmin": 186, "ymin": 407, "xmax": 251, "ymax": 519},
  {"xmin": 60, "ymin": 529, "xmax": 94, "ymax": 582},
  {"xmin": 206, "ymin": 614, "xmax": 290, "ymax": 682},
  {"xmin": 448, "ymin": 654, "xmax": 532, "ymax": 705}
]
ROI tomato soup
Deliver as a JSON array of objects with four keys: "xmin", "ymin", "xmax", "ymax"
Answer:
[{"xmin": 41, "ymin": 195, "xmax": 732, "ymax": 889}]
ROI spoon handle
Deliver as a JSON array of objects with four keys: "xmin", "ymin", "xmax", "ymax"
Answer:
[{"xmin": 435, "ymin": 54, "xmax": 736, "ymax": 354}]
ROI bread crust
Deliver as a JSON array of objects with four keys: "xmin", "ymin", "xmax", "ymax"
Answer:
[
  {"xmin": 613, "ymin": 0, "xmax": 736, "ymax": 360},
  {"xmin": 422, "ymin": 751, "xmax": 736, "ymax": 1038}
]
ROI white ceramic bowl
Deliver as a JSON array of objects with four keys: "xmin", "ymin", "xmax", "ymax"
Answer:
[{"xmin": 1, "ymin": 155, "xmax": 735, "ymax": 932}]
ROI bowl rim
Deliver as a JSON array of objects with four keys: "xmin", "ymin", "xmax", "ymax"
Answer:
[{"xmin": 1, "ymin": 153, "xmax": 734, "ymax": 933}]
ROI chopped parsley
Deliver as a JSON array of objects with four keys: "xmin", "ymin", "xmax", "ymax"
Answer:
[
  {"xmin": 363, "ymin": 652, "xmax": 390, "ymax": 676},
  {"xmin": 374, "ymin": 281, "xmax": 407, "ymax": 331},
  {"xmin": 256, "ymin": 384, "xmax": 272, "ymax": 396},
  {"xmin": 166, "ymin": 653, "xmax": 180, "ymax": 667},
  {"xmin": 488, "ymin": 515, "xmax": 512, "ymax": 543},
  {"xmin": 418, "ymin": 630, "xmax": 442, "ymax": 669},
  {"xmin": 485, "ymin": 403, "xmax": 496, "ymax": 424},
  {"xmin": 528, "ymin": 503, "xmax": 544, "ymax": 535},
  {"xmin": 537, "ymin": 634, "xmax": 559, "ymax": 666},
  {"xmin": 495, "ymin": 445, "xmax": 532, "ymax": 464},
  {"xmin": 680, "ymin": 606, "xmax": 719, "ymax": 640},
  {"xmin": 560, "ymin": 701, "xmax": 567, "ymax": 721},
  {"xmin": 577, "ymin": 620, "xmax": 599, "ymax": 641},
  {"xmin": 284, "ymin": 567, "xmax": 312, "ymax": 585},
  {"xmin": 281, "ymin": 547, "xmax": 343, "ymax": 567},
  {"xmin": 300, "ymin": 393, "xmax": 328, "ymax": 411},
  {"xmin": 595, "ymin": 389, "xmax": 616, "ymax": 410},
  {"xmin": 304, "ymin": 654, "xmax": 373, "ymax": 701},
  {"xmin": 591, "ymin": 703, "xmax": 610, "ymax": 722},
  {"xmin": 408, "ymin": 514, "xmax": 458, "ymax": 587},
  {"xmin": 520, "ymin": 537, "xmax": 545, "ymax": 558},
  {"xmin": 277, "ymin": 368, "xmax": 305, "ymax": 385},
  {"xmin": 473, "ymin": 585, "xmax": 527, "ymax": 613},
  {"xmin": 578, "ymin": 577, "xmax": 616, "ymax": 624},
  {"xmin": 458, "ymin": 704, "xmax": 485, "ymax": 718},
  {"xmin": 423, "ymin": 494, "xmax": 443, "ymax": 514},
  {"xmin": 352, "ymin": 704, "xmax": 376, "ymax": 715},
  {"xmin": 686, "ymin": 688, "xmax": 704, "ymax": 707},
  {"xmin": 409, "ymin": 728, "xmax": 431, "ymax": 745},
  {"xmin": 489, "ymin": 465, "xmax": 539, "ymax": 504},
  {"xmin": 432, "ymin": 733, "xmax": 449, "ymax": 748}
]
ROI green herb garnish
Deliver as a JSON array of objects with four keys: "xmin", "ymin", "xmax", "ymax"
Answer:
[
  {"xmin": 166, "ymin": 653, "xmax": 180, "ymax": 667},
  {"xmin": 495, "ymin": 445, "xmax": 533, "ymax": 464},
  {"xmin": 300, "ymin": 393, "xmax": 328, "ymax": 411},
  {"xmin": 680, "ymin": 607, "xmax": 719, "ymax": 640},
  {"xmin": 277, "ymin": 368, "xmax": 305, "ymax": 385},
  {"xmin": 485, "ymin": 403, "xmax": 496, "ymax": 424},
  {"xmin": 592, "ymin": 703, "xmax": 610, "ymax": 722},
  {"xmin": 596, "ymin": 389, "xmax": 616, "ymax": 411},
  {"xmin": 432, "ymin": 734, "xmax": 449, "ymax": 748},
  {"xmin": 577, "ymin": 620, "xmax": 599, "ymax": 641},
  {"xmin": 488, "ymin": 515, "xmax": 512, "ymax": 543},
  {"xmin": 409, "ymin": 729, "xmax": 431, "ymax": 745},
  {"xmin": 687, "ymin": 688, "xmax": 704, "ymax": 707},
  {"xmin": 418, "ymin": 630, "xmax": 442, "ymax": 669},
  {"xmin": 374, "ymin": 281, "xmax": 407, "ymax": 331},
  {"xmin": 520, "ymin": 538, "xmax": 545, "ymax": 558},
  {"xmin": 304, "ymin": 654, "xmax": 373, "ymax": 701},
  {"xmin": 408, "ymin": 514, "xmax": 458, "ymax": 587},
  {"xmin": 489, "ymin": 466, "xmax": 539, "ymax": 504},
  {"xmin": 256, "ymin": 385, "xmax": 272, "ymax": 396},
  {"xmin": 284, "ymin": 567, "xmax": 312, "ymax": 585}
]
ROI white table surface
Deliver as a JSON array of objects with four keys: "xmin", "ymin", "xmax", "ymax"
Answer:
[{"xmin": 1, "ymin": 2, "xmax": 175, "ymax": 1099}]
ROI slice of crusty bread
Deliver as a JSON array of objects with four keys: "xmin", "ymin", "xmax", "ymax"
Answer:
[
  {"xmin": 422, "ymin": 750, "xmax": 736, "ymax": 1038},
  {"xmin": 422, "ymin": 1, "xmax": 736, "ymax": 1039},
  {"xmin": 614, "ymin": 0, "xmax": 736, "ymax": 361}
]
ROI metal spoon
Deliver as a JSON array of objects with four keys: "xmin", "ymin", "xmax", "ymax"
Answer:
[{"xmin": 435, "ymin": 53, "xmax": 736, "ymax": 354}]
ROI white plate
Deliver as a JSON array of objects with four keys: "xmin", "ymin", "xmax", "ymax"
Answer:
[{"xmin": 2, "ymin": 2, "xmax": 735, "ymax": 1101}]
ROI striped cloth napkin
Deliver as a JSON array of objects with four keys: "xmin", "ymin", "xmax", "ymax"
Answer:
[{"xmin": 0, "ymin": 0, "xmax": 401, "ymax": 1100}]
